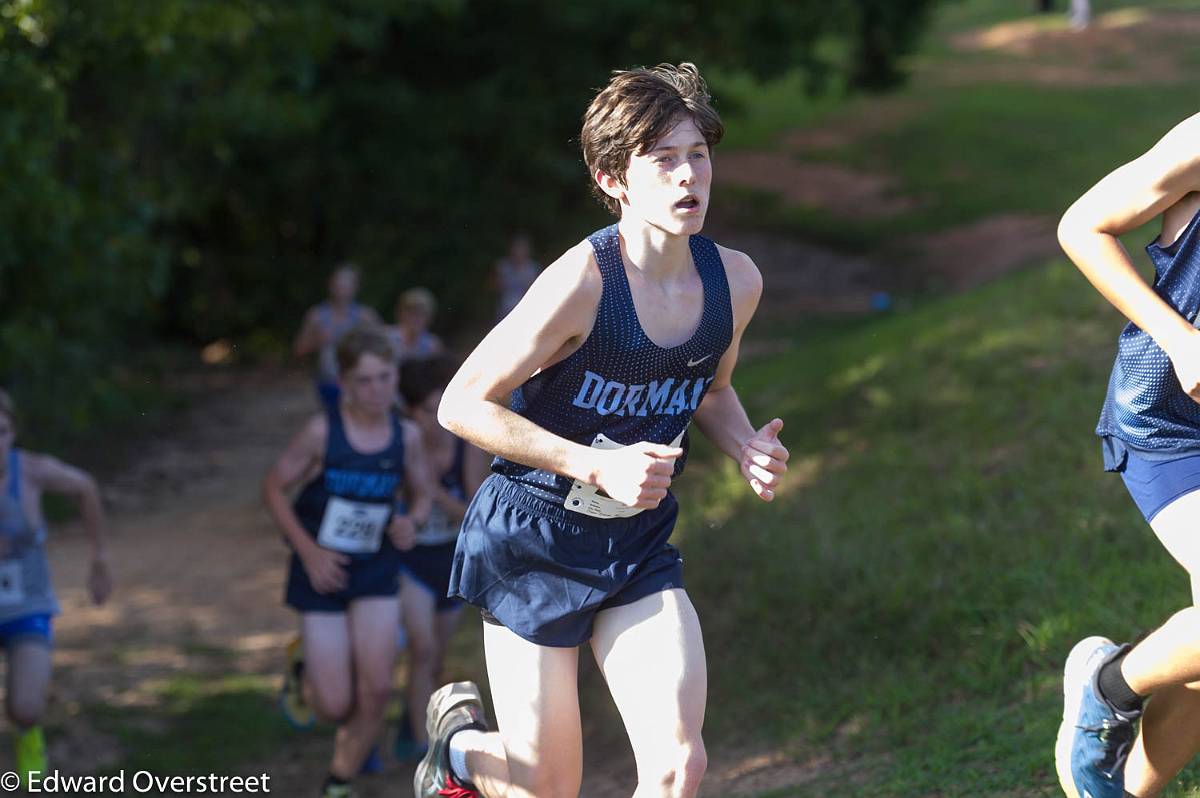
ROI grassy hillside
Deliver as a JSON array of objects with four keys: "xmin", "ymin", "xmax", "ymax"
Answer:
[
  {"xmin": 677, "ymin": 2, "xmax": 1200, "ymax": 795},
  {"xmin": 683, "ymin": 260, "xmax": 1193, "ymax": 796}
]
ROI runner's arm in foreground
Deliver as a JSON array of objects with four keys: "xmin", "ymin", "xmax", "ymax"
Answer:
[
  {"xmin": 388, "ymin": 420, "xmax": 434, "ymax": 551},
  {"xmin": 1058, "ymin": 111, "xmax": 1200, "ymax": 402},
  {"xmin": 691, "ymin": 247, "xmax": 789, "ymax": 501},
  {"xmin": 438, "ymin": 243, "xmax": 682, "ymax": 509},
  {"xmin": 262, "ymin": 414, "xmax": 350, "ymax": 594},
  {"xmin": 28, "ymin": 454, "xmax": 112, "ymax": 604}
]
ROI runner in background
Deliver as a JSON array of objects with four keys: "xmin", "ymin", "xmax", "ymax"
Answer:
[
  {"xmin": 386, "ymin": 288, "xmax": 444, "ymax": 370},
  {"xmin": 493, "ymin": 233, "xmax": 541, "ymax": 322},
  {"xmin": 294, "ymin": 263, "xmax": 381, "ymax": 411},
  {"xmin": 0, "ymin": 389, "xmax": 112, "ymax": 787},
  {"xmin": 394, "ymin": 356, "xmax": 489, "ymax": 762},
  {"xmin": 264, "ymin": 327, "xmax": 431, "ymax": 798}
]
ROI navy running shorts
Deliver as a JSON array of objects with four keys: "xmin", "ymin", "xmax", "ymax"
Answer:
[
  {"xmin": 449, "ymin": 473, "xmax": 684, "ymax": 647},
  {"xmin": 399, "ymin": 542, "xmax": 462, "ymax": 612},
  {"xmin": 1118, "ymin": 448, "xmax": 1200, "ymax": 523},
  {"xmin": 285, "ymin": 544, "xmax": 402, "ymax": 613}
]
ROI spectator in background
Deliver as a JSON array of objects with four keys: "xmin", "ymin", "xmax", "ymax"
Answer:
[
  {"xmin": 492, "ymin": 233, "xmax": 541, "ymax": 321},
  {"xmin": 387, "ymin": 288, "xmax": 444, "ymax": 368},
  {"xmin": 294, "ymin": 263, "xmax": 381, "ymax": 411}
]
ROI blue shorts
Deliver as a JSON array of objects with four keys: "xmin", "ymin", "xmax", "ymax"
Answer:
[
  {"xmin": 285, "ymin": 544, "xmax": 402, "ymax": 613},
  {"xmin": 1118, "ymin": 449, "xmax": 1200, "ymax": 523},
  {"xmin": 449, "ymin": 474, "xmax": 684, "ymax": 647},
  {"xmin": 400, "ymin": 542, "xmax": 462, "ymax": 612},
  {"xmin": 0, "ymin": 614, "xmax": 53, "ymax": 648}
]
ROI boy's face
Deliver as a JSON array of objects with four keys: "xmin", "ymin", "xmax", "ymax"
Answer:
[
  {"xmin": 608, "ymin": 117, "xmax": 711, "ymax": 236},
  {"xmin": 398, "ymin": 305, "xmax": 432, "ymax": 330},
  {"xmin": 339, "ymin": 353, "xmax": 398, "ymax": 416}
]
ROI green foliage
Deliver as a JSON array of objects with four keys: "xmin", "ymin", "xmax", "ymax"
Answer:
[{"xmin": 0, "ymin": 0, "xmax": 941, "ymax": 435}]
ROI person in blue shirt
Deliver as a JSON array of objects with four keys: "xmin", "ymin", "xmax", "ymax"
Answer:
[
  {"xmin": 0, "ymin": 389, "xmax": 112, "ymax": 787},
  {"xmin": 413, "ymin": 62, "xmax": 789, "ymax": 798},
  {"xmin": 293, "ymin": 263, "xmax": 382, "ymax": 411},
  {"xmin": 264, "ymin": 326, "xmax": 431, "ymax": 798},
  {"xmin": 1055, "ymin": 113, "xmax": 1200, "ymax": 798}
]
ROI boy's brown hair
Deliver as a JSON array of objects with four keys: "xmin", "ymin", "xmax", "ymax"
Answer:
[
  {"xmin": 399, "ymin": 354, "xmax": 459, "ymax": 410},
  {"xmin": 336, "ymin": 325, "xmax": 396, "ymax": 375},
  {"xmin": 581, "ymin": 62, "xmax": 724, "ymax": 216}
]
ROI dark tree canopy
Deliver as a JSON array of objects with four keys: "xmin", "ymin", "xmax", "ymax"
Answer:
[{"xmin": 0, "ymin": 0, "xmax": 941, "ymax": 434}]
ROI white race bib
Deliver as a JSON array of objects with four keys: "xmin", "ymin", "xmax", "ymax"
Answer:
[
  {"xmin": 563, "ymin": 429, "xmax": 685, "ymax": 520},
  {"xmin": 0, "ymin": 561, "xmax": 24, "ymax": 605},
  {"xmin": 316, "ymin": 498, "xmax": 390, "ymax": 554}
]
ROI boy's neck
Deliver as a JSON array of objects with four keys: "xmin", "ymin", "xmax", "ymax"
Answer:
[
  {"xmin": 341, "ymin": 402, "xmax": 388, "ymax": 428},
  {"xmin": 617, "ymin": 217, "xmax": 693, "ymax": 278}
]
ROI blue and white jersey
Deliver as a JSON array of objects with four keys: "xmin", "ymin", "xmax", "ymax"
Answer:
[
  {"xmin": 0, "ymin": 450, "xmax": 58, "ymax": 622},
  {"xmin": 1098, "ymin": 206, "xmax": 1200, "ymax": 467},
  {"xmin": 493, "ymin": 224, "xmax": 734, "ymax": 511},
  {"xmin": 293, "ymin": 408, "xmax": 405, "ymax": 558}
]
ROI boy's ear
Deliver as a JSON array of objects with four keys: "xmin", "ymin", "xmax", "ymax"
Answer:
[{"xmin": 594, "ymin": 168, "xmax": 626, "ymax": 202}]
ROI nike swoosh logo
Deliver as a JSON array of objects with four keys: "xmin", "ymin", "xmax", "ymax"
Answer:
[{"xmin": 687, "ymin": 355, "xmax": 711, "ymax": 367}]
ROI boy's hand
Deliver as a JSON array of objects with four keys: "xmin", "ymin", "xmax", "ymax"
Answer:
[
  {"xmin": 740, "ymin": 418, "xmax": 788, "ymax": 501},
  {"xmin": 89, "ymin": 557, "xmax": 113, "ymax": 605},
  {"xmin": 300, "ymin": 546, "xmax": 350, "ymax": 594},
  {"xmin": 593, "ymin": 442, "xmax": 683, "ymax": 509},
  {"xmin": 388, "ymin": 515, "xmax": 417, "ymax": 551}
]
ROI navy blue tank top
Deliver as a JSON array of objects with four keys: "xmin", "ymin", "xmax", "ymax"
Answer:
[
  {"xmin": 293, "ymin": 408, "xmax": 406, "ymax": 558},
  {"xmin": 493, "ymin": 224, "xmax": 734, "ymax": 500},
  {"xmin": 1098, "ymin": 205, "xmax": 1200, "ymax": 467}
]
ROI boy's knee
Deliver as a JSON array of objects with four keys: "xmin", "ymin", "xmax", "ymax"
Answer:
[
  {"xmin": 8, "ymin": 698, "xmax": 45, "ymax": 729},
  {"xmin": 310, "ymin": 688, "xmax": 353, "ymax": 723}
]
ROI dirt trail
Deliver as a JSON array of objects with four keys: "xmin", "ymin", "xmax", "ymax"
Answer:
[{"xmin": 18, "ymin": 368, "xmax": 832, "ymax": 797}]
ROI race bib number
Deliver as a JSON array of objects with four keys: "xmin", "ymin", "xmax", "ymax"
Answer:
[
  {"xmin": 563, "ymin": 429, "xmax": 685, "ymax": 520},
  {"xmin": 0, "ymin": 561, "xmax": 24, "ymax": 605},
  {"xmin": 316, "ymin": 498, "xmax": 390, "ymax": 554}
]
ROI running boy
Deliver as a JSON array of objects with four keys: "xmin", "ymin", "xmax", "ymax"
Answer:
[
  {"xmin": 1055, "ymin": 112, "xmax": 1200, "ymax": 798},
  {"xmin": 395, "ymin": 356, "xmax": 489, "ymax": 760},
  {"xmin": 414, "ymin": 63, "xmax": 789, "ymax": 798},
  {"xmin": 294, "ymin": 263, "xmax": 382, "ymax": 411},
  {"xmin": 264, "ymin": 326, "xmax": 431, "ymax": 798},
  {"xmin": 0, "ymin": 389, "xmax": 112, "ymax": 786}
]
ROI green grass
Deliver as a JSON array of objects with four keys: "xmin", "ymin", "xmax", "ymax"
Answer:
[
  {"xmin": 675, "ymin": 258, "xmax": 1200, "ymax": 796},
  {"xmin": 90, "ymin": 673, "xmax": 298, "ymax": 775},
  {"xmin": 714, "ymin": 0, "xmax": 1200, "ymax": 251}
]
